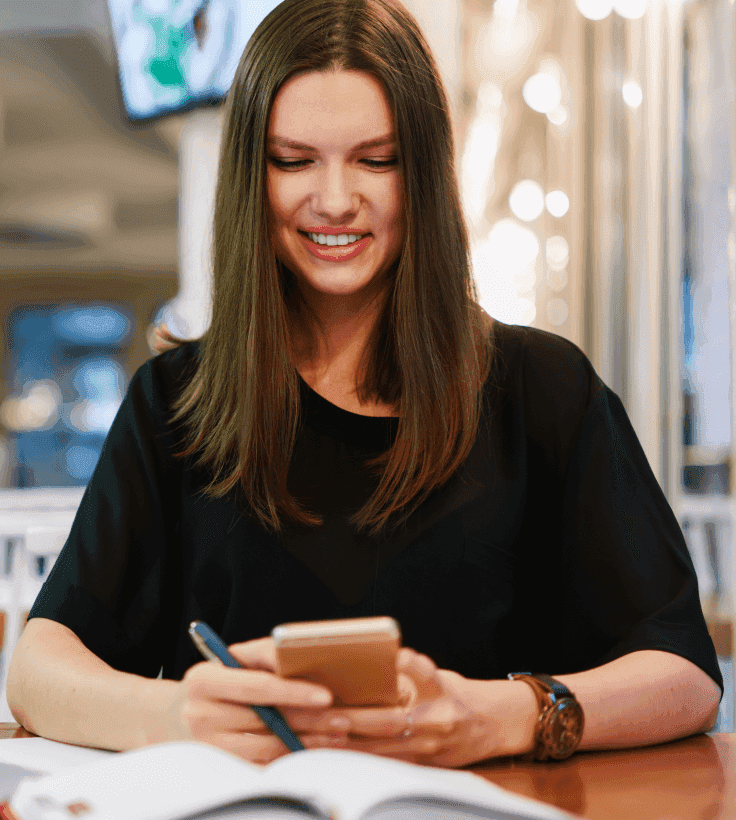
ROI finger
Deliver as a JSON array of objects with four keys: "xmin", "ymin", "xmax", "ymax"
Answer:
[
  {"xmin": 183, "ymin": 699, "xmax": 272, "ymax": 736},
  {"xmin": 212, "ymin": 731, "xmax": 293, "ymax": 765},
  {"xmin": 397, "ymin": 652, "xmax": 444, "ymax": 701},
  {"xmin": 185, "ymin": 665, "xmax": 333, "ymax": 708},
  {"xmin": 228, "ymin": 637, "xmax": 277, "ymax": 671},
  {"xmin": 345, "ymin": 702, "xmax": 461, "ymax": 738},
  {"xmin": 398, "ymin": 648, "xmax": 437, "ymax": 679},
  {"xmin": 323, "ymin": 706, "xmax": 409, "ymax": 737},
  {"xmin": 345, "ymin": 733, "xmax": 443, "ymax": 758},
  {"xmin": 277, "ymin": 709, "xmax": 352, "ymax": 735}
]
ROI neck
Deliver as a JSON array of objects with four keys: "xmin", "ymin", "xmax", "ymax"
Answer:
[{"xmin": 289, "ymin": 287, "xmax": 387, "ymax": 386}]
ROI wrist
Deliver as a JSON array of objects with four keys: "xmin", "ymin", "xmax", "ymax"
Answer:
[
  {"xmin": 464, "ymin": 678, "xmax": 539, "ymax": 758},
  {"xmin": 138, "ymin": 677, "xmax": 186, "ymax": 748}
]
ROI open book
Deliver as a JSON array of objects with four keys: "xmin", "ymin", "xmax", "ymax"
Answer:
[{"xmin": 3, "ymin": 742, "xmax": 580, "ymax": 820}]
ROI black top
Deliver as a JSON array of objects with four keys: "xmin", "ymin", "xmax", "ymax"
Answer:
[{"xmin": 29, "ymin": 321, "xmax": 724, "ymax": 699}]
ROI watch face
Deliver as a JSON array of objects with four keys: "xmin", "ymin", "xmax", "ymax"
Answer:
[{"xmin": 539, "ymin": 698, "xmax": 584, "ymax": 760}]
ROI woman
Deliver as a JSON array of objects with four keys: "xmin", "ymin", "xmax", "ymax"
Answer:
[{"xmin": 8, "ymin": 0, "xmax": 722, "ymax": 768}]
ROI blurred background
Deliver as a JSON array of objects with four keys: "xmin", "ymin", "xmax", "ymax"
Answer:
[{"xmin": 0, "ymin": 0, "xmax": 733, "ymax": 730}]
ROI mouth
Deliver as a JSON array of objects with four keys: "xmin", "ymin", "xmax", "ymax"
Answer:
[
  {"xmin": 297, "ymin": 230, "xmax": 373, "ymax": 260},
  {"xmin": 298, "ymin": 230, "xmax": 372, "ymax": 246}
]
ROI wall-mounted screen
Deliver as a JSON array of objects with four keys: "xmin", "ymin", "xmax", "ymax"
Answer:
[{"xmin": 106, "ymin": 0, "xmax": 283, "ymax": 123}]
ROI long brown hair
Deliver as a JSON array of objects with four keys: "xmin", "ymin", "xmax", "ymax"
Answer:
[{"xmin": 168, "ymin": 0, "xmax": 494, "ymax": 538}]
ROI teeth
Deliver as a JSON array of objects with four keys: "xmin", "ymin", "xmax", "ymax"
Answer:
[{"xmin": 307, "ymin": 232, "xmax": 366, "ymax": 246}]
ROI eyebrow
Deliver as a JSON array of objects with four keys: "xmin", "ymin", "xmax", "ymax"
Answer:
[{"xmin": 267, "ymin": 134, "xmax": 396, "ymax": 151}]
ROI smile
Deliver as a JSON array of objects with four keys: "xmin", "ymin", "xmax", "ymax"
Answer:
[
  {"xmin": 304, "ymin": 232, "xmax": 369, "ymax": 246},
  {"xmin": 298, "ymin": 231, "xmax": 372, "ymax": 261}
]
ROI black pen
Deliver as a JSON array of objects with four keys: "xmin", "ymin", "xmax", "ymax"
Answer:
[{"xmin": 188, "ymin": 620, "xmax": 306, "ymax": 752}]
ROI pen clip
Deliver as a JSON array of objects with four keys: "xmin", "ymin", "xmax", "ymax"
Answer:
[{"xmin": 189, "ymin": 621, "xmax": 224, "ymax": 665}]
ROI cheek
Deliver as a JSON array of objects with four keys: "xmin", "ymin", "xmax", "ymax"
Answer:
[{"xmin": 266, "ymin": 175, "xmax": 294, "ymax": 222}]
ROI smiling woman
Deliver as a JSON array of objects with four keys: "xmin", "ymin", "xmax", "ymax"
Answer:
[
  {"xmin": 167, "ymin": 0, "xmax": 492, "ymax": 533},
  {"xmin": 8, "ymin": 0, "xmax": 723, "ymax": 776}
]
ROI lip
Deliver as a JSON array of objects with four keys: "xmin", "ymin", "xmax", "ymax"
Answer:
[{"xmin": 299, "ymin": 231, "xmax": 372, "ymax": 262}]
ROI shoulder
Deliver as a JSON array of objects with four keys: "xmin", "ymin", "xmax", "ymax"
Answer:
[
  {"xmin": 495, "ymin": 320, "xmax": 593, "ymax": 387},
  {"xmin": 126, "ymin": 341, "xmax": 201, "ymax": 417},
  {"xmin": 488, "ymin": 320, "xmax": 604, "ymax": 454}
]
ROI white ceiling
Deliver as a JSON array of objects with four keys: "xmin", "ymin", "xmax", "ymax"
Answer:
[{"xmin": 0, "ymin": 1, "xmax": 184, "ymax": 273}]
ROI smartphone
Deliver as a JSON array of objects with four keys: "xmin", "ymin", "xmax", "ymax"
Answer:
[{"xmin": 271, "ymin": 616, "xmax": 401, "ymax": 706}]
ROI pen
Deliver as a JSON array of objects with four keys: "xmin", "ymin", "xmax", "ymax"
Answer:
[{"xmin": 188, "ymin": 620, "xmax": 306, "ymax": 752}]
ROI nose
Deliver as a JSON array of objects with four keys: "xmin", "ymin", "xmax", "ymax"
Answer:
[{"xmin": 312, "ymin": 162, "xmax": 359, "ymax": 222}]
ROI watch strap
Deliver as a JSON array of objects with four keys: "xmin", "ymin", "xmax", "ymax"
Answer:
[
  {"xmin": 508, "ymin": 672, "xmax": 582, "ymax": 761},
  {"xmin": 527, "ymin": 672, "xmax": 573, "ymax": 701}
]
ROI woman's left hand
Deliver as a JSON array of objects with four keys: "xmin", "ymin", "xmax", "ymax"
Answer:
[{"xmin": 332, "ymin": 648, "xmax": 537, "ymax": 767}]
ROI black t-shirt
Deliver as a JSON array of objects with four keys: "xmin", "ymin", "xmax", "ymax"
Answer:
[{"xmin": 29, "ymin": 321, "xmax": 724, "ymax": 700}]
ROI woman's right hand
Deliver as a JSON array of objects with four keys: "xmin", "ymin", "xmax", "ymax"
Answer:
[{"xmin": 165, "ymin": 638, "xmax": 352, "ymax": 763}]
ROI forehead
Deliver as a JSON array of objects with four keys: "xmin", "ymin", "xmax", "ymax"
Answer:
[{"xmin": 268, "ymin": 70, "xmax": 395, "ymax": 147}]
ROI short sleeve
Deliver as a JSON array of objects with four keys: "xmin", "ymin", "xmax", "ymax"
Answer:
[
  {"xmin": 556, "ymin": 374, "xmax": 724, "ymax": 699},
  {"xmin": 27, "ymin": 348, "xmax": 190, "ymax": 677}
]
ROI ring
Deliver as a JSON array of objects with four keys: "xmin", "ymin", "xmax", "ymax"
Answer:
[{"xmin": 403, "ymin": 714, "xmax": 414, "ymax": 738}]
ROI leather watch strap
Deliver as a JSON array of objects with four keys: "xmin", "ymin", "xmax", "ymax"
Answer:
[
  {"xmin": 532, "ymin": 673, "xmax": 573, "ymax": 700},
  {"xmin": 508, "ymin": 672, "xmax": 583, "ymax": 761}
]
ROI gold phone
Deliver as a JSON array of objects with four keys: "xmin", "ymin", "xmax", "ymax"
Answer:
[{"xmin": 271, "ymin": 616, "xmax": 401, "ymax": 706}]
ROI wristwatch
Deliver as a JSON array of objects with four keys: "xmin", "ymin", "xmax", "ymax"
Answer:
[{"xmin": 507, "ymin": 672, "xmax": 584, "ymax": 761}]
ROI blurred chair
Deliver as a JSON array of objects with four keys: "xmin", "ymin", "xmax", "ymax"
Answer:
[{"xmin": 0, "ymin": 488, "xmax": 83, "ymax": 723}]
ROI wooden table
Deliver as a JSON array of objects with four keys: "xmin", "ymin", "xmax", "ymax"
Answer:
[{"xmin": 0, "ymin": 724, "xmax": 732, "ymax": 819}]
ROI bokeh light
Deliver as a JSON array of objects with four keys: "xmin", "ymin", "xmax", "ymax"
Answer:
[
  {"xmin": 522, "ymin": 72, "xmax": 562, "ymax": 114},
  {"xmin": 575, "ymin": 0, "xmax": 614, "ymax": 21},
  {"xmin": 547, "ymin": 105, "xmax": 568, "ymax": 126},
  {"xmin": 546, "ymin": 236, "xmax": 570, "ymax": 271},
  {"xmin": 509, "ymin": 180, "xmax": 545, "ymax": 222},
  {"xmin": 472, "ymin": 218, "xmax": 540, "ymax": 326},
  {"xmin": 614, "ymin": 0, "xmax": 647, "ymax": 19},
  {"xmin": 545, "ymin": 191, "xmax": 570, "ymax": 217},
  {"xmin": 622, "ymin": 81, "xmax": 643, "ymax": 109}
]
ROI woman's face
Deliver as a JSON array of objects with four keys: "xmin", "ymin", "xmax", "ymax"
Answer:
[{"xmin": 266, "ymin": 69, "xmax": 405, "ymax": 312}]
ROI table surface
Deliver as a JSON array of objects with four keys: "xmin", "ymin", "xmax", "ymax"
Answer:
[{"xmin": 0, "ymin": 724, "xmax": 732, "ymax": 820}]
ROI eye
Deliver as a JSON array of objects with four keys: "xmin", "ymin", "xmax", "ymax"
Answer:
[{"xmin": 268, "ymin": 157, "xmax": 399, "ymax": 170}]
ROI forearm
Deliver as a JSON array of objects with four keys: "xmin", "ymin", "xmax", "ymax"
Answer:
[
  {"xmin": 552, "ymin": 649, "xmax": 721, "ymax": 751},
  {"xmin": 6, "ymin": 618, "xmax": 179, "ymax": 751},
  {"xmin": 460, "ymin": 649, "xmax": 720, "ymax": 762}
]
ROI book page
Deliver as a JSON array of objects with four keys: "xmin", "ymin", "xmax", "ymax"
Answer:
[
  {"xmin": 10, "ymin": 742, "xmax": 307, "ymax": 820},
  {"xmin": 0, "ymin": 738, "xmax": 112, "ymax": 775},
  {"xmin": 0, "ymin": 763, "xmax": 44, "ymax": 804},
  {"xmin": 263, "ymin": 750, "xmax": 577, "ymax": 820}
]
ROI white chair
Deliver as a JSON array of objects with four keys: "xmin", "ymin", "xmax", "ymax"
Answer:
[{"xmin": 0, "ymin": 490, "xmax": 82, "ymax": 723}]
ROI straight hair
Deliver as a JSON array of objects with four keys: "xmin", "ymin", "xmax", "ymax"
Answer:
[{"xmin": 167, "ymin": 0, "xmax": 494, "ymax": 538}]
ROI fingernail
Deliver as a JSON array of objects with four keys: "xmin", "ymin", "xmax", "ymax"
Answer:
[{"xmin": 310, "ymin": 691, "xmax": 332, "ymax": 705}]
